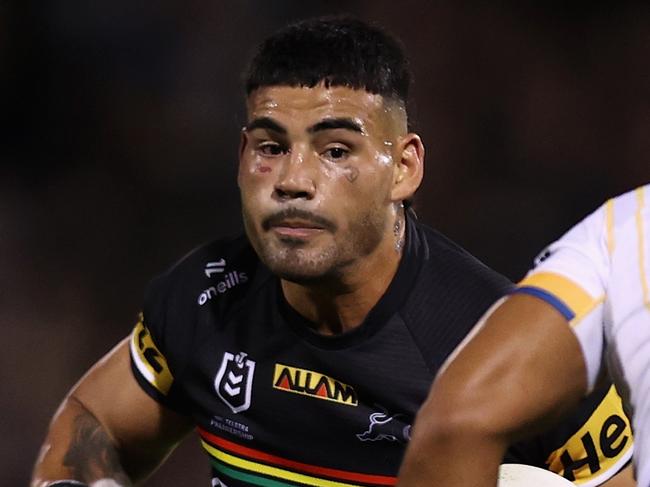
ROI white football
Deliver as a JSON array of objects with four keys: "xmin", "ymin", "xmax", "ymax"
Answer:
[{"xmin": 498, "ymin": 464, "xmax": 574, "ymax": 486}]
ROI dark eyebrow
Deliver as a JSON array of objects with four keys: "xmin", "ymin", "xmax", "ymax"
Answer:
[
  {"xmin": 308, "ymin": 118, "xmax": 364, "ymax": 135},
  {"xmin": 245, "ymin": 117, "xmax": 287, "ymax": 135}
]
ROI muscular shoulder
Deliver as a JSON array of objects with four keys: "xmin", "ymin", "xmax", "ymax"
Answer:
[
  {"xmin": 409, "ymin": 221, "xmax": 513, "ymax": 309},
  {"xmin": 422, "ymin": 225, "xmax": 510, "ymax": 286},
  {"xmin": 130, "ymin": 234, "xmax": 263, "ymax": 411},
  {"xmin": 155, "ymin": 234, "xmax": 256, "ymax": 290},
  {"xmin": 401, "ymin": 221, "xmax": 513, "ymax": 373},
  {"xmin": 523, "ymin": 185, "xmax": 648, "ymax": 287},
  {"xmin": 150, "ymin": 234, "xmax": 257, "ymax": 303},
  {"xmin": 142, "ymin": 235, "xmax": 260, "ymax": 356}
]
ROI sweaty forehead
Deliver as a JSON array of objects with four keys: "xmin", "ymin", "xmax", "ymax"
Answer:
[{"xmin": 246, "ymin": 85, "xmax": 399, "ymax": 134}]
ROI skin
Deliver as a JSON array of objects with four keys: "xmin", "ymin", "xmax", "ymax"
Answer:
[
  {"xmin": 397, "ymin": 294, "xmax": 636, "ymax": 487},
  {"xmin": 31, "ymin": 339, "xmax": 193, "ymax": 486},
  {"xmin": 30, "ymin": 83, "xmax": 424, "ymax": 484},
  {"xmin": 31, "ymin": 84, "xmax": 635, "ymax": 486},
  {"xmin": 239, "ymin": 83, "xmax": 424, "ymax": 333}
]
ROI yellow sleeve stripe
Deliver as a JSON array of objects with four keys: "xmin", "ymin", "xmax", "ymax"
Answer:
[
  {"xmin": 635, "ymin": 187, "xmax": 650, "ymax": 309},
  {"xmin": 518, "ymin": 272, "xmax": 601, "ymax": 325},
  {"xmin": 605, "ymin": 198, "xmax": 615, "ymax": 256},
  {"xmin": 130, "ymin": 317, "xmax": 174, "ymax": 395}
]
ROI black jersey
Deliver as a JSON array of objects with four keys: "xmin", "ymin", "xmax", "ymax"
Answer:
[{"xmin": 130, "ymin": 215, "xmax": 632, "ymax": 486}]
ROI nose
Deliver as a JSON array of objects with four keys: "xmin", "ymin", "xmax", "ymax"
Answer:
[{"xmin": 273, "ymin": 146, "xmax": 316, "ymax": 201}]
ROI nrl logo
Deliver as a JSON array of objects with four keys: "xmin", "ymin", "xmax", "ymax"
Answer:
[{"xmin": 214, "ymin": 351, "xmax": 256, "ymax": 414}]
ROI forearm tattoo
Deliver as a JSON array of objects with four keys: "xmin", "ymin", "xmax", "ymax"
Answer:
[{"xmin": 63, "ymin": 412, "xmax": 132, "ymax": 486}]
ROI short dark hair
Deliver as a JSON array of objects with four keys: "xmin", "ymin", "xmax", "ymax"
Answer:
[{"xmin": 244, "ymin": 17, "xmax": 411, "ymax": 106}]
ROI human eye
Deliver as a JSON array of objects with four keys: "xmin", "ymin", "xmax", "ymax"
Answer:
[
  {"xmin": 257, "ymin": 141, "xmax": 286, "ymax": 157},
  {"xmin": 321, "ymin": 145, "xmax": 350, "ymax": 162}
]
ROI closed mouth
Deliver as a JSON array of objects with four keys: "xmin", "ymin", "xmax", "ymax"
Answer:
[
  {"xmin": 262, "ymin": 209, "xmax": 336, "ymax": 233},
  {"xmin": 271, "ymin": 219, "xmax": 325, "ymax": 230}
]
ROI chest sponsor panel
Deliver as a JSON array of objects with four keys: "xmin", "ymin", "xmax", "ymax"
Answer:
[{"xmin": 273, "ymin": 363, "xmax": 358, "ymax": 406}]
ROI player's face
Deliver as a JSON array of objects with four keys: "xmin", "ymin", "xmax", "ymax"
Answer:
[{"xmin": 239, "ymin": 84, "xmax": 405, "ymax": 283}]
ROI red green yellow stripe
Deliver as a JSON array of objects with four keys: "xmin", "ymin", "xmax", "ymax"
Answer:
[
  {"xmin": 211, "ymin": 457, "xmax": 295, "ymax": 487},
  {"xmin": 198, "ymin": 427, "xmax": 396, "ymax": 487}
]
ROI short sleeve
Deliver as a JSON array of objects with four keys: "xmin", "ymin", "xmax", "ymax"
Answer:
[
  {"xmin": 514, "ymin": 203, "xmax": 610, "ymax": 392},
  {"xmin": 506, "ymin": 384, "xmax": 633, "ymax": 485},
  {"xmin": 129, "ymin": 274, "xmax": 191, "ymax": 415}
]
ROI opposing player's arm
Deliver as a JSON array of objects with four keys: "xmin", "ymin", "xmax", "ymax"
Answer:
[
  {"xmin": 398, "ymin": 293, "xmax": 589, "ymax": 487},
  {"xmin": 31, "ymin": 337, "xmax": 193, "ymax": 487},
  {"xmin": 602, "ymin": 465, "xmax": 636, "ymax": 487}
]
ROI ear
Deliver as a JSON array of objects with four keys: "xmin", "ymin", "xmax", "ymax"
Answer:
[{"xmin": 390, "ymin": 133, "xmax": 424, "ymax": 202}]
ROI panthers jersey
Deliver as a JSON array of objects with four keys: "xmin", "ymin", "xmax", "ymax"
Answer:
[
  {"xmin": 516, "ymin": 185, "xmax": 648, "ymax": 485},
  {"xmin": 130, "ymin": 214, "xmax": 632, "ymax": 486}
]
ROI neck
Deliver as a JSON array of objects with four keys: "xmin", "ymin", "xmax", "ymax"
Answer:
[{"xmin": 281, "ymin": 208, "xmax": 406, "ymax": 335}]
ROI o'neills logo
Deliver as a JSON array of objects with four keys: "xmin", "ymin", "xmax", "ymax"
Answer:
[
  {"xmin": 198, "ymin": 271, "xmax": 248, "ymax": 305},
  {"xmin": 273, "ymin": 364, "xmax": 358, "ymax": 406}
]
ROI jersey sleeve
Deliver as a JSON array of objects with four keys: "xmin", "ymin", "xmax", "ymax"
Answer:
[
  {"xmin": 506, "ymin": 384, "xmax": 633, "ymax": 486},
  {"xmin": 129, "ymin": 272, "xmax": 192, "ymax": 415},
  {"xmin": 513, "ymin": 202, "xmax": 610, "ymax": 392}
]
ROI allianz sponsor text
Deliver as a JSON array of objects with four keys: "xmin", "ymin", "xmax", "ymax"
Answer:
[{"xmin": 273, "ymin": 363, "xmax": 357, "ymax": 406}]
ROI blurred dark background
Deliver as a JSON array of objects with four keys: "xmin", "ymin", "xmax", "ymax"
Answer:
[{"xmin": 3, "ymin": 1, "xmax": 650, "ymax": 485}]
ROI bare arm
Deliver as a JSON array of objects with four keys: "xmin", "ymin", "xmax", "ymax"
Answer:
[
  {"xmin": 398, "ymin": 294, "xmax": 589, "ymax": 487},
  {"xmin": 31, "ymin": 337, "xmax": 193, "ymax": 486},
  {"xmin": 602, "ymin": 465, "xmax": 636, "ymax": 487}
]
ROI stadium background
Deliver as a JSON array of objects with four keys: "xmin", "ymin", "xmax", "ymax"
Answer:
[{"xmin": 2, "ymin": 1, "xmax": 650, "ymax": 485}]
